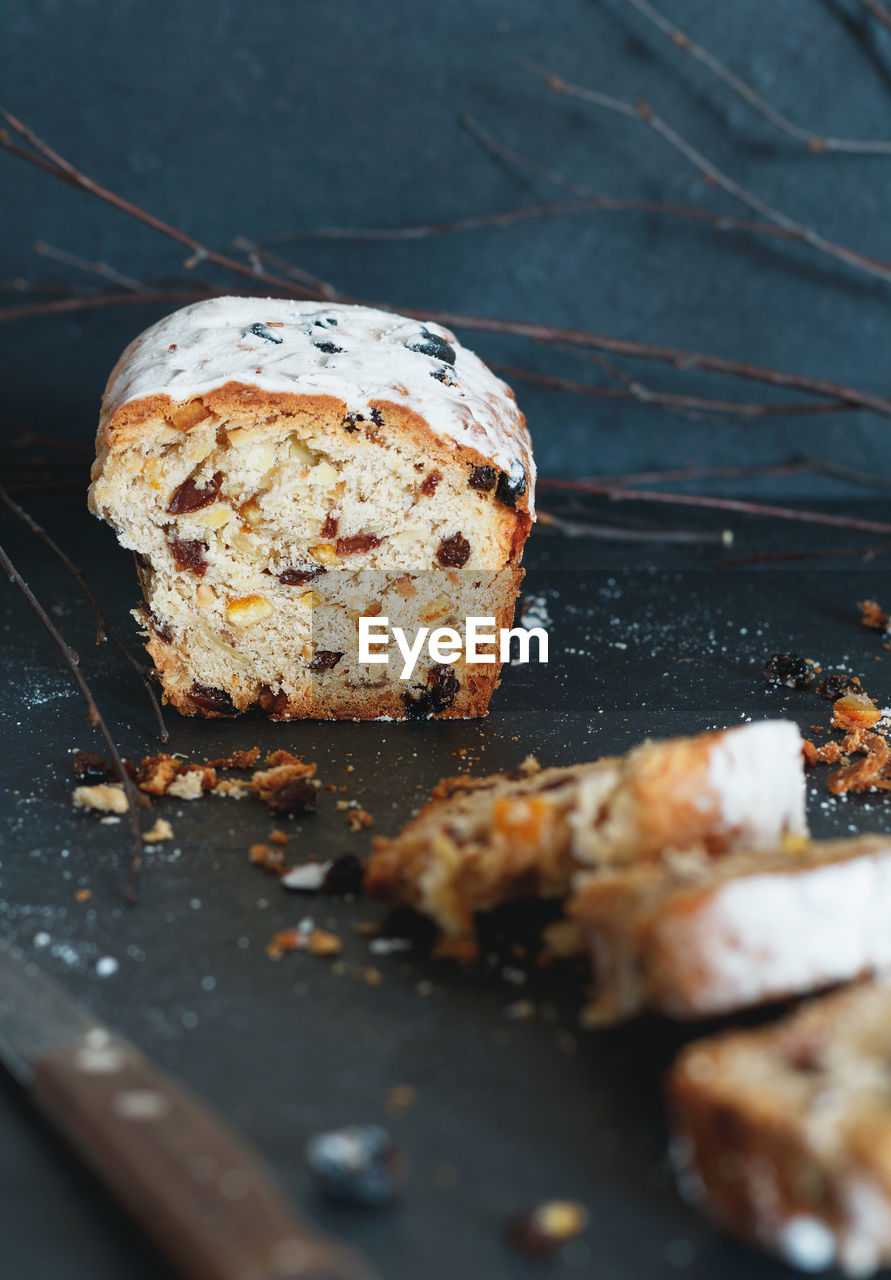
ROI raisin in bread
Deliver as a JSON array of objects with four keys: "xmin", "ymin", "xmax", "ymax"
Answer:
[
  {"xmin": 364, "ymin": 720, "xmax": 806, "ymax": 937},
  {"xmin": 89, "ymin": 297, "xmax": 533, "ymax": 720},
  {"xmin": 669, "ymin": 979, "xmax": 891, "ymax": 1276},
  {"xmin": 567, "ymin": 834, "xmax": 891, "ymax": 1024}
]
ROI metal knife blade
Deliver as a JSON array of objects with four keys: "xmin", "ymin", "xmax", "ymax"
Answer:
[{"xmin": 0, "ymin": 938, "xmax": 380, "ymax": 1280}]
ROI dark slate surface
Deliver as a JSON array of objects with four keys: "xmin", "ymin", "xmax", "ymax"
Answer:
[
  {"xmin": 1, "ymin": 492, "xmax": 891, "ymax": 1279},
  {"xmin": 2, "ymin": 0, "xmax": 891, "ymax": 487}
]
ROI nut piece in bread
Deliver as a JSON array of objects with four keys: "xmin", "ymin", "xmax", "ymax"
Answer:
[
  {"xmin": 569, "ymin": 833, "xmax": 891, "ymax": 1024},
  {"xmin": 668, "ymin": 979, "xmax": 891, "ymax": 1276},
  {"xmin": 89, "ymin": 297, "xmax": 534, "ymax": 720},
  {"xmin": 364, "ymin": 719, "xmax": 806, "ymax": 937}
]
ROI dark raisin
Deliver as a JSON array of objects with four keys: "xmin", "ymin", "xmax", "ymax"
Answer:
[
  {"xmin": 314, "ymin": 316, "xmax": 338, "ymax": 328},
  {"xmin": 336, "ymin": 534, "xmax": 381, "ymax": 556},
  {"xmin": 343, "ymin": 412, "xmax": 364, "ymax": 432},
  {"xmin": 407, "ymin": 327, "xmax": 456, "ymax": 365},
  {"xmin": 167, "ymin": 471, "xmax": 223, "ymax": 515},
  {"xmin": 244, "ymin": 322, "xmax": 283, "ymax": 344},
  {"xmin": 403, "ymin": 664, "xmax": 459, "ymax": 718},
  {"xmin": 314, "ymin": 341, "xmax": 343, "ymax": 354},
  {"xmin": 72, "ymin": 750, "xmax": 110, "ymax": 783},
  {"xmin": 321, "ymin": 515, "xmax": 339, "ymax": 539},
  {"xmin": 495, "ymin": 460, "xmax": 527, "ymax": 508},
  {"xmin": 277, "ymin": 565, "xmax": 325, "ymax": 586},
  {"xmin": 168, "ymin": 536, "xmax": 208, "ymax": 576},
  {"xmin": 369, "ymin": 408, "xmax": 384, "ymax": 427},
  {"xmin": 309, "ymin": 650, "xmax": 344, "ymax": 673},
  {"xmin": 469, "ymin": 465, "xmax": 497, "ymax": 492},
  {"xmin": 266, "ymin": 776, "xmax": 318, "ymax": 815},
  {"xmin": 436, "ymin": 532, "xmax": 470, "ymax": 568},
  {"xmin": 817, "ymin": 673, "xmax": 860, "ymax": 700},
  {"xmin": 140, "ymin": 604, "xmax": 173, "ymax": 642},
  {"xmin": 419, "ymin": 471, "xmax": 442, "ymax": 496},
  {"xmin": 764, "ymin": 653, "xmax": 814, "ymax": 689},
  {"xmin": 190, "ymin": 683, "xmax": 236, "ymax": 714},
  {"xmin": 430, "ymin": 366, "xmax": 457, "ymax": 386},
  {"xmin": 322, "ymin": 853, "xmax": 364, "ymax": 896}
]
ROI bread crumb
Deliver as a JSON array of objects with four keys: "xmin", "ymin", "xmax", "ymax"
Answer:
[
  {"xmin": 166, "ymin": 771, "xmax": 205, "ymax": 800},
  {"xmin": 143, "ymin": 818, "xmax": 174, "ymax": 843},
  {"xmin": 73, "ymin": 784, "xmax": 128, "ymax": 813}
]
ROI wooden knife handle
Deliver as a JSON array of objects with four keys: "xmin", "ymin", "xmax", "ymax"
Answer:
[{"xmin": 30, "ymin": 1031, "xmax": 379, "ymax": 1280}]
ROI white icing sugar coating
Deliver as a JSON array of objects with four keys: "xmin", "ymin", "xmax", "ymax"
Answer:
[
  {"xmin": 100, "ymin": 296, "xmax": 535, "ymax": 510},
  {"xmin": 706, "ymin": 719, "xmax": 806, "ymax": 845}
]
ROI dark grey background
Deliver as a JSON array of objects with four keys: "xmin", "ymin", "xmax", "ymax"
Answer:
[{"xmin": 3, "ymin": 0, "xmax": 891, "ymax": 491}]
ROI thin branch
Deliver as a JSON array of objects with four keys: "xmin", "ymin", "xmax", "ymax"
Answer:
[
  {"xmin": 33, "ymin": 240, "xmax": 149, "ymax": 293},
  {"xmin": 537, "ymin": 508, "xmax": 730, "ymax": 543},
  {"xmin": 579, "ymin": 458, "xmax": 891, "ymax": 492},
  {"xmin": 537, "ymin": 476, "xmax": 891, "ymax": 535},
  {"xmin": 716, "ymin": 542, "xmax": 891, "ymax": 567},
  {"xmin": 862, "ymin": 0, "xmax": 891, "ymax": 35},
  {"xmin": 494, "ymin": 363, "xmax": 848, "ymax": 417},
  {"xmin": 523, "ymin": 60, "xmax": 891, "ymax": 287},
  {"xmin": 0, "ymin": 413, "xmax": 92, "ymax": 455},
  {"xmin": 0, "ymin": 483, "xmax": 169, "ymax": 742},
  {"xmin": 0, "ymin": 289, "xmax": 214, "ymax": 323},
  {"xmin": 229, "ymin": 239, "xmax": 344, "ymax": 301},
  {"xmin": 0, "ymin": 109, "xmax": 315, "ymax": 299},
  {"xmin": 623, "ymin": 0, "xmax": 891, "ymax": 153},
  {"xmin": 3, "ymin": 116, "xmax": 891, "ymax": 417},
  {"xmin": 0, "ymin": 539, "xmax": 149, "ymax": 901}
]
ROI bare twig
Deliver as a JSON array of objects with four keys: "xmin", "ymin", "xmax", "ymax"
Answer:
[
  {"xmin": 523, "ymin": 60, "xmax": 891, "ymax": 287},
  {"xmin": 0, "ymin": 483, "xmax": 169, "ymax": 742},
  {"xmin": 33, "ymin": 241, "xmax": 149, "ymax": 292},
  {"xmin": 579, "ymin": 459, "xmax": 891, "ymax": 491},
  {"xmin": 0, "ymin": 289, "xmax": 214, "ymax": 323},
  {"xmin": 715, "ymin": 542, "xmax": 891, "ymax": 567},
  {"xmin": 623, "ymin": 0, "xmax": 891, "ymax": 153},
  {"xmin": 0, "ymin": 540, "xmax": 148, "ymax": 900},
  {"xmin": 4, "ymin": 114, "xmax": 891, "ymax": 417},
  {"xmin": 494, "ymin": 363, "xmax": 848, "ymax": 417},
  {"xmin": 0, "ymin": 109, "xmax": 314, "ymax": 298},
  {"xmin": 862, "ymin": 0, "xmax": 891, "ymax": 35},
  {"xmin": 538, "ymin": 508, "xmax": 730, "ymax": 543},
  {"xmin": 0, "ymin": 413, "xmax": 92, "ymax": 455},
  {"xmin": 230, "ymin": 239, "xmax": 344, "ymax": 300},
  {"xmin": 537, "ymin": 476, "xmax": 891, "ymax": 534}
]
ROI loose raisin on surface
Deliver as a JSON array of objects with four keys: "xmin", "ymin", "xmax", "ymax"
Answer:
[
  {"xmin": 244, "ymin": 322, "xmax": 283, "ymax": 344},
  {"xmin": 403, "ymin": 664, "xmax": 459, "ymax": 718},
  {"xmin": 72, "ymin": 750, "xmax": 111, "ymax": 783},
  {"xmin": 266, "ymin": 775, "xmax": 318, "ymax": 815},
  {"xmin": 430, "ymin": 366, "xmax": 457, "ymax": 386},
  {"xmin": 436, "ymin": 532, "xmax": 471, "ymax": 568},
  {"xmin": 314, "ymin": 341, "xmax": 343, "ymax": 354},
  {"xmin": 817, "ymin": 673, "xmax": 860, "ymax": 700},
  {"xmin": 469, "ymin": 465, "xmax": 497, "ymax": 492},
  {"xmin": 277, "ymin": 565, "xmax": 325, "ymax": 586},
  {"xmin": 308, "ymin": 650, "xmax": 344, "ymax": 673},
  {"xmin": 764, "ymin": 653, "xmax": 814, "ymax": 689},
  {"xmin": 322, "ymin": 853, "xmax": 364, "ymax": 896},
  {"xmin": 336, "ymin": 534, "xmax": 381, "ymax": 556},
  {"xmin": 190, "ymin": 683, "xmax": 236, "ymax": 714},
  {"xmin": 167, "ymin": 471, "xmax": 223, "ymax": 515},
  {"xmin": 168, "ymin": 536, "xmax": 208, "ymax": 576},
  {"xmin": 321, "ymin": 515, "xmax": 339, "ymax": 540},
  {"xmin": 495, "ymin": 460, "xmax": 527, "ymax": 508},
  {"xmin": 343, "ymin": 413, "xmax": 364, "ymax": 432},
  {"xmin": 419, "ymin": 471, "xmax": 441, "ymax": 496},
  {"xmin": 407, "ymin": 327, "xmax": 457, "ymax": 365}
]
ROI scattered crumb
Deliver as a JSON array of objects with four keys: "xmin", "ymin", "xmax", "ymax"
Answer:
[
  {"xmin": 250, "ymin": 843, "xmax": 291, "ymax": 875},
  {"xmin": 142, "ymin": 817, "xmax": 174, "ymax": 843},
  {"xmin": 508, "ymin": 1201, "xmax": 589, "ymax": 1257},
  {"xmin": 205, "ymin": 747, "xmax": 260, "ymax": 770},
  {"xmin": 347, "ymin": 808, "xmax": 374, "ymax": 833},
  {"xmin": 74, "ymin": 888, "xmax": 92, "ymax": 903},
  {"xmin": 385, "ymin": 1084, "xmax": 417, "ymax": 1116},
  {"xmin": 860, "ymin": 599, "xmax": 889, "ymax": 630},
  {"xmin": 73, "ymin": 783, "xmax": 128, "ymax": 814},
  {"xmin": 266, "ymin": 925, "xmax": 342, "ymax": 960},
  {"xmin": 281, "ymin": 861, "xmax": 331, "ymax": 891},
  {"xmin": 363, "ymin": 966, "xmax": 383, "ymax": 986},
  {"xmin": 166, "ymin": 771, "xmax": 206, "ymax": 801},
  {"xmin": 269, "ymin": 829, "xmax": 288, "ymax": 845}
]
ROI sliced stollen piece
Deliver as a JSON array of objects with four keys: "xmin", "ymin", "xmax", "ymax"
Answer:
[
  {"xmin": 568, "ymin": 834, "xmax": 891, "ymax": 1024},
  {"xmin": 364, "ymin": 719, "xmax": 806, "ymax": 937},
  {"xmin": 89, "ymin": 297, "xmax": 534, "ymax": 720},
  {"xmin": 668, "ymin": 979, "xmax": 891, "ymax": 1276}
]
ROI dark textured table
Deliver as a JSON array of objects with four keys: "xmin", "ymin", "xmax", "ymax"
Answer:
[{"xmin": 2, "ymin": 492, "xmax": 890, "ymax": 1280}]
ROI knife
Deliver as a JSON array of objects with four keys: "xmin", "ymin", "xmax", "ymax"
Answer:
[{"xmin": 0, "ymin": 938, "xmax": 380, "ymax": 1280}]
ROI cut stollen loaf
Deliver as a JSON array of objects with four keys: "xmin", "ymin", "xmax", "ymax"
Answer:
[
  {"xmin": 89, "ymin": 297, "xmax": 534, "ymax": 720},
  {"xmin": 669, "ymin": 979, "xmax": 891, "ymax": 1276},
  {"xmin": 364, "ymin": 720, "xmax": 806, "ymax": 937},
  {"xmin": 568, "ymin": 834, "xmax": 891, "ymax": 1024}
]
